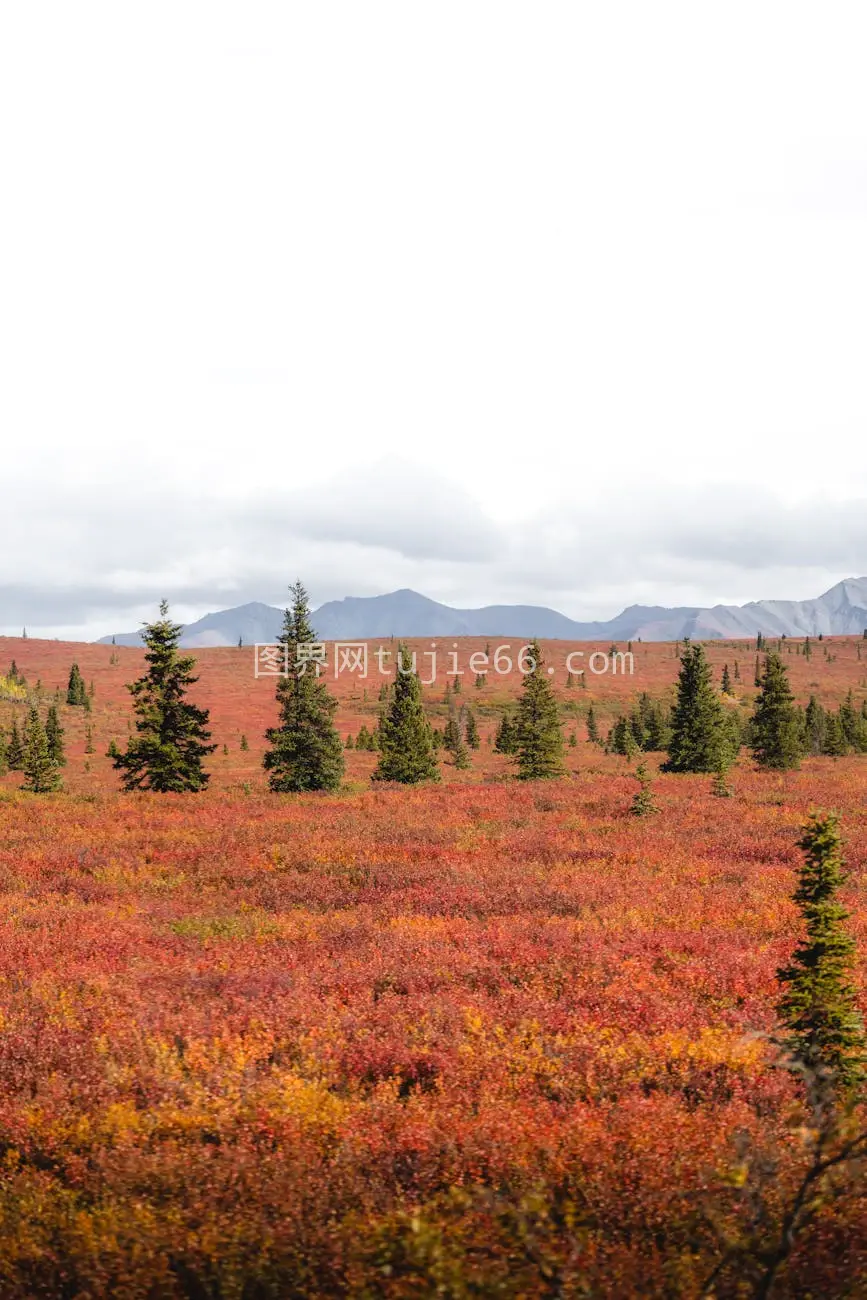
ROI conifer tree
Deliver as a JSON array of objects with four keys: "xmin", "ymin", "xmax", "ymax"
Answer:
[
  {"xmin": 754, "ymin": 655, "xmax": 762, "ymax": 688},
  {"xmin": 586, "ymin": 704, "xmax": 600, "ymax": 744},
  {"xmin": 7, "ymin": 718, "xmax": 24, "ymax": 771},
  {"xmin": 22, "ymin": 707, "xmax": 61, "ymax": 793},
  {"xmin": 113, "ymin": 601, "xmax": 216, "ymax": 792},
  {"xmin": 66, "ymin": 662, "xmax": 87, "ymax": 706},
  {"xmin": 664, "ymin": 641, "xmax": 729, "ymax": 773},
  {"xmin": 263, "ymin": 581, "xmax": 344, "ymax": 793},
  {"xmin": 721, "ymin": 663, "xmax": 733, "ymax": 695},
  {"xmin": 373, "ymin": 644, "xmax": 439, "ymax": 784},
  {"xmin": 494, "ymin": 712, "xmax": 517, "ymax": 754},
  {"xmin": 750, "ymin": 652, "xmax": 802, "ymax": 771},
  {"xmin": 777, "ymin": 813, "xmax": 866, "ymax": 1095},
  {"xmin": 804, "ymin": 695, "xmax": 826, "ymax": 755},
  {"xmin": 443, "ymin": 705, "xmax": 462, "ymax": 757},
  {"xmin": 513, "ymin": 640, "xmax": 564, "ymax": 780},
  {"xmin": 45, "ymin": 704, "xmax": 65, "ymax": 766},
  {"xmin": 630, "ymin": 762, "xmax": 657, "ymax": 815},
  {"xmin": 464, "ymin": 708, "xmax": 480, "ymax": 750}
]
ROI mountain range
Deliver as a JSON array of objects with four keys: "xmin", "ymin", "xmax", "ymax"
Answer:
[{"xmin": 98, "ymin": 577, "xmax": 867, "ymax": 647}]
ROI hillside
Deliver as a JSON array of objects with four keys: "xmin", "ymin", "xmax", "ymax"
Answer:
[{"xmin": 2, "ymin": 630, "xmax": 865, "ymax": 794}]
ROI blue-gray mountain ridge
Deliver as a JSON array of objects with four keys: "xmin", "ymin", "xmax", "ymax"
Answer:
[{"xmin": 98, "ymin": 577, "xmax": 867, "ymax": 647}]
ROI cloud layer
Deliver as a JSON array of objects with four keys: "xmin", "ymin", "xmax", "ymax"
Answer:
[{"xmin": 3, "ymin": 462, "xmax": 865, "ymax": 638}]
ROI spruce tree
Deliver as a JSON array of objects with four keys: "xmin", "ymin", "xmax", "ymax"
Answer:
[
  {"xmin": 45, "ymin": 704, "xmax": 65, "ymax": 766},
  {"xmin": 263, "ymin": 581, "xmax": 345, "ymax": 793},
  {"xmin": 750, "ymin": 653, "xmax": 802, "ymax": 771},
  {"xmin": 66, "ymin": 662, "xmax": 87, "ymax": 706},
  {"xmin": 464, "ymin": 708, "xmax": 480, "ymax": 750},
  {"xmin": 373, "ymin": 643, "xmax": 439, "ymax": 784},
  {"xmin": 630, "ymin": 762, "xmax": 657, "ymax": 816},
  {"xmin": 7, "ymin": 718, "xmax": 24, "ymax": 770},
  {"xmin": 777, "ymin": 813, "xmax": 866, "ymax": 1095},
  {"xmin": 22, "ymin": 707, "xmax": 61, "ymax": 793},
  {"xmin": 494, "ymin": 712, "xmax": 517, "ymax": 754},
  {"xmin": 113, "ymin": 601, "xmax": 216, "ymax": 792},
  {"xmin": 586, "ymin": 703, "xmax": 600, "ymax": 744},
  {"xmin": 721, "ymin": 663, "xmax": 733, "ymax": 695},
  {"xmin": 513, "ymin": 640, "xmax": 564, "ymax": 780},
  {"xmin": 804, "ymin": 695, "xmax": 826, "ymax": 756},
  {"xmin": 664, "ymin": 640, "xmax": 729, "ymax": 773}
]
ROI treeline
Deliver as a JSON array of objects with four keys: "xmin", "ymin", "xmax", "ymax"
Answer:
[
  {"xmin": 4, "ymin": 602, "xmax": 866, "ymax": 796},
  {"xmin": 608, "ymin": 684, "xmax": 867, "ymax": 759}
]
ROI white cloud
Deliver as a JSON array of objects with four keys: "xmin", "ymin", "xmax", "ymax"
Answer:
[{"xmin": 1, "ymin": 2, "xmax": 866, "ymax": 635}]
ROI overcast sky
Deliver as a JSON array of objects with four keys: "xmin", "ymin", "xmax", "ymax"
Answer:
[{"xmin": 2, "ymin": 2, "xmax": 866, "ymax": 639}]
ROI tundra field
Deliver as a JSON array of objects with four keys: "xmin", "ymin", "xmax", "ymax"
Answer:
[{"xmin": 0, "ymin": 634, "xmax": 865, "ymax": 1296}]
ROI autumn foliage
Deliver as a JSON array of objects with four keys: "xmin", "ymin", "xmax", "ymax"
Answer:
[{"xmin": 0, "ymin": 633, "xmax": 864, "ymax": 1294}]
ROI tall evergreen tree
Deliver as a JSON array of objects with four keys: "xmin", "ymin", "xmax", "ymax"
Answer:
[
  {"xmin": 22, "ymin": 707, "xmax": 61, "ymax": 793},
  {"xmin": 586, "ymin": 703, "xmax": 600, "ymax": 745},
  {"xmin": 804, "ymin": 695, "xmax": 827, "ymax": 756},
  {"xmin": 513, "ymin": 640, "xmax": 564, "ymax": 780},
  {"xmin": 263, "ymin": 581, "xmax": 344, "ymax": 793},
  {"xmin": 464, "ymin": 708, "xmax": 480, "ymax": 750},
  {"xmin": 112, "ymin": 601, "xmax": 216, "ymax": 792},
  {"xmin": 777, "ymin": 813, "xmax": 866, "ymax": 1095},
  {"xmin": 66, "ymin": 662, "xmax": 87, "ymax": 706},
  {"xmin": 6, "ymin": 718, "xmax": 24, "ymax": 771},
  {"xmin": 664, "ymin": 640, "xmax": 729, "ymax": 773},
  {"xmin": 45, "ymin": 704, "xmax": 65, "ymax": 766},
  {"xmin": 750, "ymin": 652, "xmax": 801, "ymax": 771},
  {"xmin": 494, "ymin": 711, "xmax": 517, "ymax": 754},
  {"xmin": 721, "ymin": 663, "xmax": 733, "ymax": 695},
  {"xmin": 373, "ymin": 644, "xmax": 439, "ymax": 784}
]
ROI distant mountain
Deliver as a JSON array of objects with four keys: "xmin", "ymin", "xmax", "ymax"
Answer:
[{"xmin": 97, "ymin": 578, "xmax": 867, "ymax": 647}]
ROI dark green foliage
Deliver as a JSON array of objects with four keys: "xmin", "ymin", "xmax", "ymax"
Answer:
[
  {"xmin": 240, "ymin": 734, "xmax": 249, "ymax": 752},
  {"xmin": 113, "ymin": 601, "xmax": 216, "ymax": 793},
  {"xmin": 345, "ymin": 734, "xmax": 355, "ymax": 750},
  {"xmin": 837, "ymin": 691, "xmax": 867, "ymax": 753},
  {"xmin": 609, "ymin": 715, "xmax": 638, "ymax": 759},
  {"xmin": 494, "ymin": 712, "xmax": 518, "ymax": 754},
  {"xmin": 754, "ymin": 655, "xmax": 762, "ymax": 688},
  {"xmin": 22, "ymin": 706, "xmax": 61, "ymax": 793},
  {"xmin": 750, "ymin": 653, "xmax": 802, "ymax": 771},
  {"xmin": 721, "ymin": 664, "xmax": 733, "ymax": 695},
  {"xmin": 586, "ymin": 704, "xmax": 600, "ymax": 745},
  {"xmin": 610, "ymin": 692, "xmax": 672, "ymax": 755},
  {"xmin": 664, "ymin": 641, "xmax": 730, "ymax": 773},
  {"xmin": 804, "ymin": 695, "xmax": 827, "ymax": 755},
  {"xmin": 263, "ymin": 582, "xmax": 344, "ymax": 794},
  {"xmin": 630, "ymin": 762, "xmax": 657, "ymax": 816},
  {"xmin": 66, "ymin": 662, "xmax": 87, "ymax": 706},
  {"xmin": 513, "ymin": 640, "xmax": 565, "ymax": 781},
  {"xmin": 464, "ymin": 708, "xmax": 480, "ymax": 750},
  {"xmin": 777, "ymin": 813, "xmax": 866, "ymax": 1095},
  {"xmin": 373, "ymin": 644, "xmax": 439, "ymax": 784},
  {"xmin": 6, "ymin": 718, "xmax": 24, "ymax": 770},
  {"xmin": 45, "ymin": 704, "xmax": 65, "ymax": 766}
]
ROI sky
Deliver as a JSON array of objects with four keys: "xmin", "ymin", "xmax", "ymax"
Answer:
[{"xmin": 2, "ymin": 2, "xmax": 866, "ymax": 639}]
